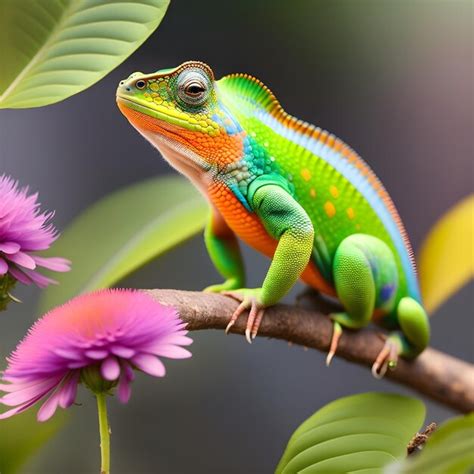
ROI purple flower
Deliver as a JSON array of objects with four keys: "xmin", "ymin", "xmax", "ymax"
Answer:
[
  {"xmin": 0, "ymin": 174, "xmax": 70, "ymax": 292},
  {"xmin": 0, "ymin": 289, "xmax": 192, "ymax": 421}
]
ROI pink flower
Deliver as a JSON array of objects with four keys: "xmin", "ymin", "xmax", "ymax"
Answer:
[
  {"xmin": 0, "ymin": 289, "xmax": 192, "ymax": 421},
  {"xmin": 0, "ymin": 174, "xmax": 70, "ymax": 291}
]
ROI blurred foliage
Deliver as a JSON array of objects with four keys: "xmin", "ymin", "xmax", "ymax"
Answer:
[
  {"xmin": 0, "ymin": 0, "xmax": 169, "ymax": 108},
  {"xmin": 40, "ymin": 175, "xmax": 207, "ymax": 312},
  {"xmin": 276, "ymin": 392, "xmax": 425, "ymax": 474},
  {"xmin": 0, "ymin": 411, "xmax": 65, "ymax": 474},
  {"xmin": 387, "ymin": 413, "xmax": 474, "ymax": 474},
  {"xmin": 419, "ymin": 195, "xmax": 474, "ymax": 314}
]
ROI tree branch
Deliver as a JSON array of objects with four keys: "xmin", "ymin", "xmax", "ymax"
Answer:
[{"xmin": 147, "ymin": 289, "xmax": 474, "ymax": 413}]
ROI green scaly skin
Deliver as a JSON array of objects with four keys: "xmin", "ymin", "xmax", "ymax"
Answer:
[{"xmin": 116, "ymin": 61, "xmax": 430, "ymax": 376}]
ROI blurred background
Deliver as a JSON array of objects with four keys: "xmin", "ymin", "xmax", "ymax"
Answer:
[{"xmin": 0, "ymin": 0, "xmax": 472, "ymax": 472}]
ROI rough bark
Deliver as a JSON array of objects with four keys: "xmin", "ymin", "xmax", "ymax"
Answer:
[{"xmin": 147, "ymin": 289, "xmax": 474, "ymax": 413}]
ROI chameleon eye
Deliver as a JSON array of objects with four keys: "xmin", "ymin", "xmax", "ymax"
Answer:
[
  {"xmin": 135, "ymin": 80, "xmax": 146, "ymax": 90},
  {"xmin": 176, "ymin": 70, "xmax": 211, "ymax": 107},
  {"xmin": 185, "ymin": 82, "xmax": 206, "ymax": 96}
]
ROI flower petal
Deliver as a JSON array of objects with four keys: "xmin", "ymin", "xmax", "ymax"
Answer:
[
  {"xmin": 0, "ymin": 258, "xmax": 8, "ymax": 275},
  {"xmin": 0, "ymin": 392, "xmax": 47, "ymax": 420},
  {"xmin": 132, "ymin": 354, "xmax": 166, "ymax": 377},
  {"xmin": 8, "ymin": 251, "xmax": 36, "ymax": 270},
  {"xmin": 85, "ymin": 349, "xmax": 109, "ymax": 360},
  {"xmin": 110, "ymin": 345, "xmax": 135, "ymax": 359},
  {"xmin": 22, "ymin": 269, "xmax": 57, "ymax": 288},
  {"xmin": 58, "ymin": 373, "xmax": 79, "ymax": 409},
  {"xmin": 37, "ymin": 390, "xmax": 61, "ymax": 422},
  {"xmin": 156, "ymin": 334, "xmax": 193, "ymax": 346},
  {"xmin": 33, "ymin": 256, "xmax": 71, "ymax": 272},
  {"xmin": 101, "ymin": 357, "xmax": 120, "ymax": 381},
  {"xmin": 0, "ymin": 242, "xmax": 21, "ymax": 254},
  {"xmin": 54, "ymin": 348, "xmax": 84, "ymax": 361},
  {"xmin": 117, "ymin": 371, "xmax": 132, "ymax": 404},
  {"xmin": 0, "ymin": 378, "xmax": 59, "ymax": 406},
  {"xmin": 124, "ymin": 362, "xmax": 135, "ymax": 382},
  {"xmin": 150, "ymin": 345, "xmax": 192, "ymax": 359},
  {"xmin": 7, "ymin": 266, "xmax": 32, "ymax": 285}
]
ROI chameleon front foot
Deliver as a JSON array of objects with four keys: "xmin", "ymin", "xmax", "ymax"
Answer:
[
  {"xmin": 372, "ymin": 338, "xmax": 400, "ymax": 379},
  {"xmin": 222, "ymin": 288, "xmax": 265, "ymax": 343}
]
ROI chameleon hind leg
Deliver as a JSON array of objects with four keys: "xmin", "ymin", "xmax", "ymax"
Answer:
[
  {"xmin": 372, "ymin": 297, "xmax": 429, "ymax": 378},
  {"xmin": 326, "ymin": 235, "xmax": 377, "ymax": 365}
]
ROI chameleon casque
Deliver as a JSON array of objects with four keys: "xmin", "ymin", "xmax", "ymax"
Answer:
[{"xmin": 116, "ymin": 61, "xmax": 430, "ymax": 377}]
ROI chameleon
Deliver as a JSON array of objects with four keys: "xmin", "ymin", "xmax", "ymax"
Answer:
[{"xmin": 116, "ymin": 61, "xmax": 430, "ymax": 377}]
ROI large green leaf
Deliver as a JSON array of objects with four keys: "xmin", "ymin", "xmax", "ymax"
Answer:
[
  {"xmin": 0, "ymin": 411, "xmax": 65, "ymax": 474},
  {"xmin": 39, "ymin": 175, "xmax": 207, "ymax": 312},
  {"xmin": 276, "ymin": 392, "xmax": 425, "ymax": 474},
  {"xmin": 388, "ymin": 413, "xmax": 474, "ymax": 474},
  {"xmin": 0, "ymin": 0, "xmax": 169, "ymax": 108}
]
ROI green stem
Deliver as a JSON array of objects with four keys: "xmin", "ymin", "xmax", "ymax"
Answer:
[{"xmin": 96, "ymin": 392, "xmax": 111, "ymax": 474}]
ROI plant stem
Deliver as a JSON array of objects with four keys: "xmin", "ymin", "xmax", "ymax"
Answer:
[{"xmin": 96, "ymin": 392, "xmax": 111, "ymax": 474}]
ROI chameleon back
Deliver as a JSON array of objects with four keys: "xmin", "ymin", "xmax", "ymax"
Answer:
[{"xmin": 217, "ymin": 74, "xmax": 421, "ymax": 306}]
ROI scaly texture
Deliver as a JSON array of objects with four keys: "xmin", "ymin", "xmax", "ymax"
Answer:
[{"xmin": 116, "ymin": 61, "xmax": 430, "ymax": 373}]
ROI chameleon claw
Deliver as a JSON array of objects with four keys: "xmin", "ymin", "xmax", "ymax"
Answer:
[
  {"xmin": 223, "ymin": 289, "xmax": 265, "ymax": 342},
  {"xmin": 326, "ymin": 320, "xmax": 342, "ymax": 367},
  {"xmin": 225, "ymin": 320, "xmax": 235, "ymax": 334},
  {"xmin": 372, "ymin": 339, "xmax": 400, "ymax": 379},
  {"xmin": 251, "ymin": 309, "xmax": 265, "ymax": 340},
  {"xmin": 372, "ymin": 360, "xmax": 389, "ymax": 379},
  {"xmin": 224, "ymin": 298, "xmax": 248, "ymax": 335}
]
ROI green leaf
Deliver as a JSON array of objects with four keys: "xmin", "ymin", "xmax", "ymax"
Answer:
[
  {"xmin": 0, "ymin": 0, "xmax": 170, "ymax": 108},
  {"xmin": 418, "ymin": 195, "xmax": 474, "ymax": 314},
  {"xmin": 387, "ymin": 413, "xmax": 474, "ymax": 474},
  {"xmin": 276, "ymin": 392, "xmax": 425, "ymax": 474},
  {"xmin": 0, "ymin": 411, "xmax": 65, "ymax": 474},
  {"xmin": 39, "ymin": 175, "xmax": 207, "ymax": 312}
]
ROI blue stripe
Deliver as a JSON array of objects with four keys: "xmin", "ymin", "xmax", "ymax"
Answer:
[{"xmin": 256, "ymin": 110, "xmax": 420, "ymax": 301}]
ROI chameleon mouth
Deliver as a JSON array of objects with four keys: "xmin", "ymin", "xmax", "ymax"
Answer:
[
  {"xmin": 116, "ymin": 97, "xmax": 191, "ymax": 141},
  {"xmin": 116, "ymin": 96, "xmax": 193, "ymax": 130}
]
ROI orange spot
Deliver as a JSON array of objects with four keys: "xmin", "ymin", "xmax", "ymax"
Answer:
[
  {"xmin": 329, "ymin": 185, "xmax": 339, "ymax": 198},
  {"xmin": 347, "ymin": 207, "xmax": 355, "ymax": 219},
  {"xmin": 271, "ymin": 107, "xmax": 415, "ymax": 274},
  {"xmin": 310, "ymin": 188, "xmax": 316, "ymax": 198},
  {"xmin": 301, "ymin": 168, "xmax": 311, "ymax": 181},
  {"xmin": 324, "ymin": 201, "xmax": 336, "ymax": 218}
]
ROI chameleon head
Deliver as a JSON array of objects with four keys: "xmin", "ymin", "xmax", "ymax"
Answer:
[{"xmin": 116, "ymin": 61, "xmax": 245, "ymax": 178}]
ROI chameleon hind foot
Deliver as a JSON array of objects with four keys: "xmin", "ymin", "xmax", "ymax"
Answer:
[
  {"xmin": 223, "ymin": 288, "xmax": 265, "ymax": 343},
  {"xmin": 326, "ymin": 321, "xmax": 342, "ymax": 366},
  {"xmin": 371, "ymin": 297, "xmax": 430, "ymax": 379},
  {"xmin": 372, "ymin": 338, "xmax": 400, "ymax": 379}
]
